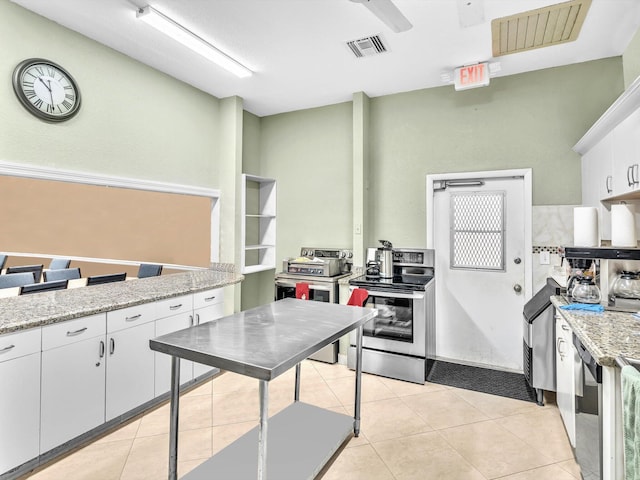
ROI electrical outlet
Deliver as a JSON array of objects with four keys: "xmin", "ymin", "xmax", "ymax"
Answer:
[{"xmin": 539, "ymin": 251, "xmax": 550, "ymax": 265}]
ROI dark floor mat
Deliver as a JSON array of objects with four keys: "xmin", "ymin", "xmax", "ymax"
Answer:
[{"xmin": 426, "ymin": 360, "xmax": 538, "ymax": 403}]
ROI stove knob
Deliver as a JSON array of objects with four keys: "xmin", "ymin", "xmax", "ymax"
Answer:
[
  {"xmin": 340, "ymin": 251, "xmax": 346, "ymax": 258},
  {"xmin": 348, "ymin": 252, "xmax": 353, "ymax": 258}
]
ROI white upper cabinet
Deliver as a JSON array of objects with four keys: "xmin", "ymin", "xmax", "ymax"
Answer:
[
  {"xmin": 611, "ymin": 108, "xmax": 640, "ymax": 196},
  {"xmin": 241, "ymin": 174, "xmax": 276, "ymax": 274},
  {"xmin": 575, "ymin": 76, "xmax": 640, "ymax": 204}
]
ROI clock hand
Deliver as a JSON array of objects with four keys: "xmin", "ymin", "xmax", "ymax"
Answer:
[{"xmin": 38, "ymin": 77, "xmax": 51, "ymax": 92}]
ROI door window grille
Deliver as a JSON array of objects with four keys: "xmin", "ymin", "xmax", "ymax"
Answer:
[{"xmin": 450, "ymin": 191, "xmax": 505, "ymax": 271}]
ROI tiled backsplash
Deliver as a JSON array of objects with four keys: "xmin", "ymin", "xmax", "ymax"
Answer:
[{"xmin": 531, "ymin": 205, "xmax": 577, "ymax": 291}]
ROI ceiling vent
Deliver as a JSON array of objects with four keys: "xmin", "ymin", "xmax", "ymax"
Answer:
[
  {"xmin": 491, "ymin": 0, "xmax": 591, "ymax": 57},
  {"xmin": 347, "ymin": 35, "xmax": 387, "ymax": 58}
]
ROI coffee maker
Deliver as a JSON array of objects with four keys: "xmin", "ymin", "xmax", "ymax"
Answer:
[{"xmin": 564, "ymin": 246, "xmax": 640, "ymax": 311}]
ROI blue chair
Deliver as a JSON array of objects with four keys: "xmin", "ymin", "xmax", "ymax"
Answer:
[
  {"xmin": 86, "ymin": 272, "xmax": 127, "ymax": 286},
  {"xmin": 49, "ymin": 258, "xmax": 71, "ymax": 269},
  {"xmin": 20, "ymin": 279, "xmax": 68, "ymax": 295},
  {"xmin": 0, "ymin": 272, "xmax": 38, "ymax": 289},
  {"xmin": 138, "ymin": 264, "xmax": 163, "ymax": 278},
  {"xmin": 6, "ymin": 264, "xmax": 43, "ymax": 283},
  {"xmin": 43, "ymin": 268, "xmax": 81, "ymax": 282}
]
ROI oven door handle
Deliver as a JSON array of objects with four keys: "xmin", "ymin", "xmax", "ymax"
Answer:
[
  {"xmin": 351, "ymin": 288, "xmax": 424, "ymax": 300},
  {"xmin": 276, "ymin": 280, "xmax": 331, "ymax": 291}
]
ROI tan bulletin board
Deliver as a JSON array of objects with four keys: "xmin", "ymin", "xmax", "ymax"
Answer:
[{"xmin": 0, "ymin": 175, "xmax": 212, "ymax": 267}]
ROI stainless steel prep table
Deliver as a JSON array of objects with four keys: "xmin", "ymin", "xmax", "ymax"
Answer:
[{"xmin": 149, "ymin": 297, "xmax": 377, "ymax": 480}]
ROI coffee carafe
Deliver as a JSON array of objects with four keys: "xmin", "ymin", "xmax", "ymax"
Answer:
[{"xmin": 377, "ymin": 240, "xmax": 393, "ymax": 279}]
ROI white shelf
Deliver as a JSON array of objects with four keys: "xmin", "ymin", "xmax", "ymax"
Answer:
[{"xmin": 241, "ymin": 174, "xmax": 276, "ymax": 274}]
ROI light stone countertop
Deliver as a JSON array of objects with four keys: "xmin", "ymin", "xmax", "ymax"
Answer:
[
  {"xmin": 0, "ymin": 269, "xmax": 243, "ymax": 335},
  {"xmin": 551, "ymin": 295, "xmax": 640, "ymax": 367}
]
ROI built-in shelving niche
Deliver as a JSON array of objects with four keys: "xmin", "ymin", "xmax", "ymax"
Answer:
[{"xmin": 241, "ymin": 174, "xmax": 276, "ymax": 274}]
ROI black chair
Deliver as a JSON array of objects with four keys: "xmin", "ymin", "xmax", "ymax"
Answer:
[
  {"xmin": 6, "ymin": 264, "xmax": 43, "ymax": 283},
  {"xmin": 138, "ymin": 263, "xmax": 163, "ymax": 278},
  {"xmin": 86, "ymin": 272, "xmax": 127, "ymax": 286},
  {"xmin": 19, "ymin": 279, "xmax": 68, "ymax": 295},
  {"xmin": 0, "ymin": 254, "xmax": 7, "ymax": 270},
  {"xmin": 0, "ymin": 272, "xmax": 38, "ymax": 289},
  {"xmin": 49, "ymin": 258, "xmax": 71, "ymax": 269},
  {"xmin": 43, "ymin": 268, "xmax": 81, "ymax": 282}
]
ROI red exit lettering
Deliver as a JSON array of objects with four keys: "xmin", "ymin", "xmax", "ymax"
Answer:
[{"xmin": 459, "ymin": 64, "xmax": 485, "ymax": 85}]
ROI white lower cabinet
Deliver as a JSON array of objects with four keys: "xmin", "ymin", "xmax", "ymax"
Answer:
[
  {"xmin": 40, "ymin": 314, "xmax": 107, "ymax": 453},
  {"xmin": 193, "ymin": 288, "xmax": 224, "ymax": 378},
  {"xmin": 106, "ymin": 303, "xmax": 156, "ymax": 421},
  {"xmin": 0, "ymin": 328, "xmax": 41, "ymax": 474},
  {"xmin": 555, "ymin": 314, "xmax": 577, "ymax": 447},
  {"xmin": 154, "ymin": 294, "xmax": 195, "ymax": 396}
]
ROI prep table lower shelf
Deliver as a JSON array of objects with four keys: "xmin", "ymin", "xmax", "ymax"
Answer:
[{"xmin": 183, "ymin": 402, "xmax": 353, "ymax": 480}]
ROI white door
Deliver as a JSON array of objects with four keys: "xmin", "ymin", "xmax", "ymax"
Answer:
[{"xmin": 430, "ymin": 173, "xmax": 529, "ymax": 371}]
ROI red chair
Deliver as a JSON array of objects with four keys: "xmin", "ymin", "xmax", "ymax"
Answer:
[
  {"xmin": 295, "ymin": 282, "xmax": 310, "ymax": 300},
  {"xmin": 347, "ymin": 288, "xmax": 369, "ymax": 307}
]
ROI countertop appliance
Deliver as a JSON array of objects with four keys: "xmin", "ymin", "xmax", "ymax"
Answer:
[
  {"xmin": 564, "ymin": 246, "xmax": 640, "ymax": 312},
  {"xmin": 347, "ymin": 248, "xmax": 435, "ymax": 383},
  {"xmin": 522, "ymin": 277, "xmax": 560, "ymax": 405},
  {"xmin": 376, "ymin": 239, "xmax": 393, "ymax": 279},
  {"xmin": 275, "ymin": 247, "xmax": 353, "ymax": 364},
  {"xmin": 573, "ymin": 333, "xmax": 602, "ymax": 480}
]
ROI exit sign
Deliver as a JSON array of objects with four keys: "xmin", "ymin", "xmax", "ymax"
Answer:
[{"xmin": 454, "ymin": 62, "xmax": 490, "ymax": 91}]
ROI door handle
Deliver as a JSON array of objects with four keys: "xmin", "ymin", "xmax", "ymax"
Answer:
[
  {"xmin": 628, "ymin": 166, "xmax": 634, "ymax": 187},
  {"xmin": 634, "ymin": 164, "xmax": 639, "ymax": 186},
  {"xmin": 513, "ymin": 284, "xmax": 522, "ymax": 294},
  {"xmin": 514, "ymin": 257, "xmax": 521, "ymax": 265},
  {"xmin": 109, "ymin": 337, "xmax": 115, "ymax": 355},
  {"xmin": 606, "ymin": 175, "xmax": 612, "ymax": 194}
]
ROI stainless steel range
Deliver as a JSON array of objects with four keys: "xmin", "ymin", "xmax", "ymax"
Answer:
[
  {"xmin": 347, "ymin": 248, "xmax": 435, "ymax": 384},
  {"xmin": 274, "ymin": 247, "xmax": 352, "ymax": 363}
]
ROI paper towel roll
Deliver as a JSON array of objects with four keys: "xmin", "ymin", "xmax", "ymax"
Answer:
[
  {"xmin": 574, "ymin": 207, "xmax": 599, "ymax": 247},
  {"xmin": 612, "ymin": 204, "xmax": 637, "ymax": 247}
]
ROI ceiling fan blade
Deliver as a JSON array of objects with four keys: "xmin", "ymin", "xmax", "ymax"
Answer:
[{"xmin": 350, "ymin": 0, "xmax": 413, "ymax": 33}]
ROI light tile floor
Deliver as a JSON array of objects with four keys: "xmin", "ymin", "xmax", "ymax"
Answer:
[{"xmin": 21, "ymin": 361, "xmax": 580, "ymax": 480}]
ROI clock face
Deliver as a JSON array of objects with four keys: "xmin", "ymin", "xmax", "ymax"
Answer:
[{"xmin": 12, "ymin": 58, "xmax": 81, "ymax": 122}]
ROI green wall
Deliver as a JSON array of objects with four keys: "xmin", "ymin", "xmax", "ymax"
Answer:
[
  {"xmin": 0, "ymin": 0, "xmax": 223, "ymax": 187},
  {"xmin": 259, "ymin": 102, "xmax": 354, "ymax": 269},
  {"xmin": 366, "ymin": 59, "xmax": 623, "ymax": 247}
]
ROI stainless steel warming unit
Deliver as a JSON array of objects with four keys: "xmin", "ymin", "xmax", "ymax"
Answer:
[
  {"xmin": 522, "ymin": 277, "xmax": 560, "ymax": 405},
  {"xmin": 274, "ymin": 247, "xmax": 353, "ymax": 363},
  {"xmin": 347, "ymin": 248, "xmax": 435, "ymax": 384}
]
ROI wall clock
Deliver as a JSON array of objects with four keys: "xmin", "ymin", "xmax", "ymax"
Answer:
[{"xmin": 12, "ymin": 58, "xmax": 81, "ymax": 122}]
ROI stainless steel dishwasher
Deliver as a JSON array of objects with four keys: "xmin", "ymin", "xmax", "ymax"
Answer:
[{"xmin": 573, "ymin": 333, "xmax": 602, "ymax": 480}]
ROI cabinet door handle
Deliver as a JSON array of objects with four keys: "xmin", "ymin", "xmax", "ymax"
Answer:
[
  {"xmin": 169, "ymin": 303, "xmax": 183, "ymax": 311},
  {"xmin": 109, "ymin": 337, "xmax": 115, "ymax": 355},
  {"xmin": 125, "ymin": 314, "xmax": 142, "ymax": 322},
  {"xmin": 634, "ymin": 164, "xmax": 639, "ymax": 186},
  {"xmin": 561, "ymin": 324, "xmax": 570, "ymax": 331},
  {"xmin": 196, "ymin": 313, "xmax": 200, "ymax": 325},
  {"xmin": 99, "ymin": 340, "xmax": 105, "ymax": 358},
  {"xmin": 67, "ymin": 327, "xmax": 88, "ymax": 336},
  {"xmin": 189, "ymin": 314, "xmax": 194, "ymax": 327},
  {"xmin": 606, "ymin": 175, "xmax": 612, "ymax": 194},
  {"xmin": 204, "ymin": 296, "xmax": 216, "ymax": 302},
  {"xmin": 0, "ymin": 344, "xmax": 15, "ymax": 353},
  {"xmin": 628, "ymin": 166, "xmax": 634, "ymax": 187}
]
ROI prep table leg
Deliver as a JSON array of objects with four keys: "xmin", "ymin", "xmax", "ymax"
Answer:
[
  {"xmin": 258, "ymin": 379, "xmax": 269, "ymax": 480},
  {"xmin": 354, "ymin": 324, "xmax": 363, "ymax": 436},
  {"xmin": 168, "ymin": 356, "xmax": 181, "ymax": 480},
  {"xmin": 294, "ymin": 363, "xmax": 301, "ymax": 402}
]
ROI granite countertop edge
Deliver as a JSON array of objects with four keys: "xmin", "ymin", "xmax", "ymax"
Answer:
[
  {"xmin": 551, "ymin": 295, "xmax": 640, "ymax": 367},
  {"xmin": 0, "ymin": 269, "xmax": 244, "ymax": 336}
]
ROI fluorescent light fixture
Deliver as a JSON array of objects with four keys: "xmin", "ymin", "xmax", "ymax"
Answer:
[{"xmin": 136, "ymin": 5, "xmax": 252, "ymax": 78}]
